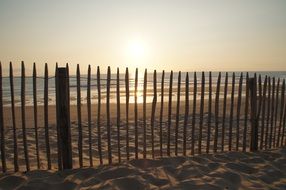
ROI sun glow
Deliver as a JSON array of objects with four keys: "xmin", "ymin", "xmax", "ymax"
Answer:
[{"xmin": 128, "ymin": 40, "xmax": 146, "ymax": 59}]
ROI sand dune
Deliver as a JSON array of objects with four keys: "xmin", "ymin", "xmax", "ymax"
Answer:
[{"xmin": 0, "ymin": 147, "xmax": 285, "ymax": 190}]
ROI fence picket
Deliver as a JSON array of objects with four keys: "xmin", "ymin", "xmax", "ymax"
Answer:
[
  {"xmin": 21, "ymin": 61, "xmax": 30, "ymax": 171},
  {"xmin": 183, "ymin": 72, "xmax": 189, "ymax": 156},
  {"xmin": 159, "ymin": 70, "xmax": 165, "ymax": 157},
  {"xmin": 243, "ymin": 73, "xmax": 249, "ymax": 151},
  {"xmin": 269, "ymin": 78, "xmax": 275, "ymax": 149},
  {"xmin": 87, "ymin": 65, "xmax": 93, "ymax": 166},
  {"xmin": 260, "ymin": 76, "xmax": 268, "ymax": 149},
  {"xmin": 0, "ymin": 62, "xmax": 6, "ymax": 172},
  {"xmin": 228, "ymin": 73, "xmax": 235, "ymax": 151},
  {"xmin": 167, "ymin": 71, "xmax": 173, "ymax": 156},
  {"xmin": 107, "ymin": 67, "xmax": 112, "ymax": 164},
  {"xmin": 134, "ymin": 68, "xmax": 138, "ymax": 159},
  {"xmin": 198, "ymin": 72, "xmax": 205, "ymax": 154},
  {"xmin": 33, "ymin": 63, "xmax": 40, "ymax": 169},
  {"xmin": 116, "ymin": 68, "xmax": 121, "ymax": 162},
  {"xmin": 55, "ymin": 63, "xmax": 63, "ymax": 171},
  {"xmin": 265, "ymin": 77, "xmax": 271, "ymax": 149},
  {"xmin": 273, "ymin": 78, "xmax": 280, "ymax": 147},
  {"xmin": 9, "ymin": 62, "xmax": 19, "ymax": 172},
  {"xmin": 175, "ymin": 71, "xmax": 181, "ymax": 156},
  {"xmin": 206, "ymin": 72, "xmax": 212, "ymax": 153},
  {"xmin": 76, "ymin": 64, "xmax": 83, "ymax": 167},
  {"xmin": 236, "ymin": 73, "xmax": 243, "ymax": 151},
  {"xmin": 222, "ymin": 72, "xmax": 228, "ymax": 152},
  {"xmin": 191, "ymin": 72, "xmax": 197, "ymax": 155},
  {"xmin": 143, "ymin": 69, "xmax": 147, "ymax": 158},
  {"xmin": 44, "ymin": 63, "xmax": 51, "ymax": 170},
  {"xmin": 96, "ymin": 66, "xmax": 103, "ymax": 164},
  {"xmin": 125, "ymin": 68, "xmax": 130, "ymax": 160},
  {"xmin": 151, "ymin": 70, "xmax": 157, "ymax": 158},
  {"xmin": 213, "ymin": 72, "xmax": 221, "ymax": 153},
  {"xmin": 277, "ymin": 79, "xmax": 285, "ymax": 147}
]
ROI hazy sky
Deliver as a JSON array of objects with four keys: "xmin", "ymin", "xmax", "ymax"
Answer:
[{"xmin": 0, "ymin": 0, "xmax": 286, "ymax": 75}]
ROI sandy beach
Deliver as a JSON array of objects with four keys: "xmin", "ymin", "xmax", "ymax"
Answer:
[{"xmin": 0, "ymin": 147, "xmax": 285, "ymax": 190}]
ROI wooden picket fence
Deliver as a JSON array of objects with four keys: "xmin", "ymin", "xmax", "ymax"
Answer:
[{"xmin": 0, "ymin": 61, "xmax": 285, "ymax": 173}]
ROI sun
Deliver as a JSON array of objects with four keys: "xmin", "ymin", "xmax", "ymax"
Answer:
[{"xmin": 128, "ymin": 40, "xmax": 145, "ymax": 59}]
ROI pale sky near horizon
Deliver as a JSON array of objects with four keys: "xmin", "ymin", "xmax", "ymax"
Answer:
[{"xmin": 0, "ymin": 0, "xmax": 286, "ymax": 76}]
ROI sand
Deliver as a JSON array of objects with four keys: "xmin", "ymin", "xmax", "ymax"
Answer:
[
  {"xmin": 0, "ymin": 147, "xmax": 285, "ymax": 190},
  {"xmin": 1, "ymin": 99, "xmax": 258, "ymax": 171}
]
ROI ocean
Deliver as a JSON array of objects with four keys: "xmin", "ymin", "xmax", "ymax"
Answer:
[{"xmin": 2, "ymin": 71, "xmax": 286, "ymax": 107}]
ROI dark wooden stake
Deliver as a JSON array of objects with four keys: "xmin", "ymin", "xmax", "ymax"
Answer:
[{"xmin": 56, "ymin": 67, "xmax": 72, "ymax": 170}]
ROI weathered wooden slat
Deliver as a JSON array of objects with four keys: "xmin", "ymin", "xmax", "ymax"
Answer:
[
  {"xmin": 243, "ymin": 73, "xmax": 249, "ymax": 151},
  {"xmin": 159, "ymin": 70, "xmax": 165, "ymax": 157},
  {"xmin": 265, "ymin": 77, "xmax": 271, "ymax": 149},
  {"xmin": 143, "ymin": 69, "xmax": 147, "ymax": 158},
  {"xmin": 277, "ymin": 79, "xmax": 285, "ymax": 147},
  {"xmin": 269, "ymin": 78, "xmax": 275, "ymax": 149},
  {"xmin": 66, "ymin": 63, "xmax": 71, "ymax": 160},
  {"xmin": 257, "ymin": 75, "xmax": 263, "ymax": 119},
  {"xmin": 0, "ymin": 62, "xmax": 6, "ymax": 172},
  {"xmin": 33, "ymin": 63, "xmax": 40, "ymax": 169},
  {"xmin": 249, "ymin": 75, "xmax": 258, "ymax": 151},
  {"xmin": 21, "ymin": 61, "xmax": 30, "ymax": 171},
  {"xmin": 213, "ymin": 72, "xmax": 221, "ymax": 153},
  {"xmin": 9, "ymin": 62, "xmax": 19, "ymax": 172},
  {"xmin": 151, "ymin": 70, "xmax": 157, "ymax": 158},
  {"xmin": 116, "ymin": 68, "xmax": 121, "ymax": 162},
  {"xmin": 260, "ymin": 76, "xmax": 268, "ymax": 149},
  {"xmin": 134, "ymin": 68, "xmax": 138, "ymax": 159},
  {"xmin": 228, "ymin": 73, "xmax": 235, "ymax": 151},
  {"xmin": 125, "ymin": 68, "xmax": 130, "ymax": 160},
  {"xmin": 76, "ymin": 64, "xmax": 83, "ymax": 167},
  {"xmin": 56, "ymin": 67, "xmax": 72, "ymax": 170},
  {"xmin": 236, "ymin": 73, "xmax": 243, "ymax": 151},
  {"xmin": 96, "ymin": 66, "xmax": 103, "ymax": 164},
  {"xmin": 55, "ymin": 63, "xmax": 62, "ymax": 171},
  {"xmin": 87, "ymin": 65, "xmax": 93, "ymax": 166},
  {"xmin": 107, "ymin": 66, "xmax": 112, "ymax": 164},
  {"xmin": 206, "ymin": 72, "xmax": 212, "ymax": 153},
  {"xmin": 183, "ymin": 72, "xmax": 189, "ymax": 156},
  {"xmin": 198, "ymin": 72, "xmax": 205, "ymax": 154},
  {"xmin": 175, "ymin": 71, "xmax": 181, "ymax": 156},
  {"xmin": 273, "ymin": 78, "xmax": 280, "ymax": 147},
  {"xmin": 44, "ymin": 63, "xmax": 51, "ymax": 170},
  {"xmin": 167, "ymin": 71, "xmax": 173, "ymax": 156},
  {"xmin": 191, "ymin": 72, "xmax": 197, "ymax": 155},
  {"xmin": 222, "ymin": 72, "xmax": 228, "ymax": 152},
  {"xmin": 281, "ymin": 101, "xmax": 286, "ymax": 146}
]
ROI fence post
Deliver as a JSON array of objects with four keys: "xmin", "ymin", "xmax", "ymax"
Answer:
[
  {"xmin": 56, "ymin": 67, "xmax": 72, "ymax": 169},
  {"xmin": 249, "ymin": 77, "xmax": 258, "ymax": 151}
]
